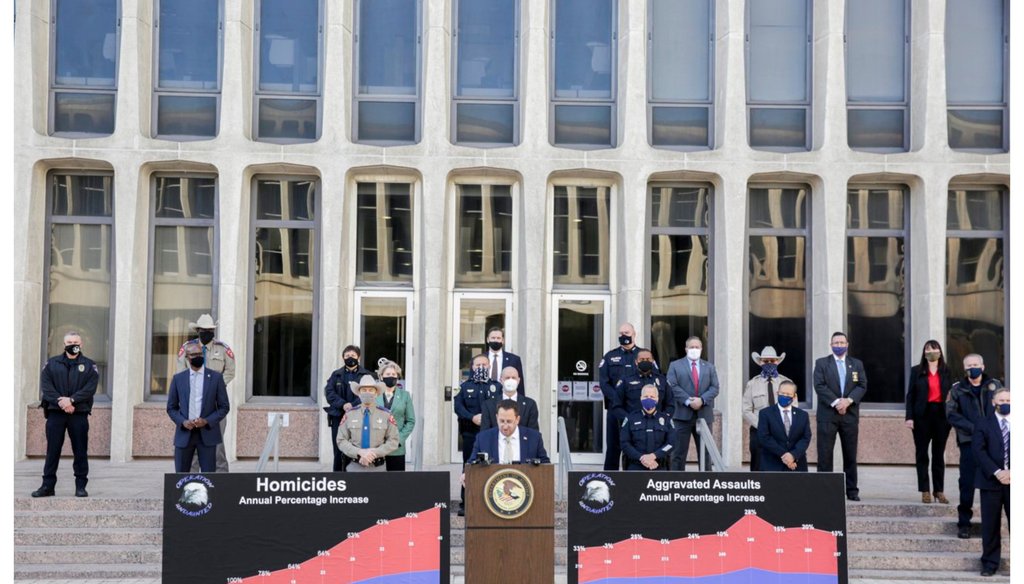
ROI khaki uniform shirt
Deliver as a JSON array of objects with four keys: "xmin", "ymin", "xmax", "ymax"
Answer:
[
  {"xmin": 177, "ymin": 339, "xmax": 236, "ymax": 385},
  {"xmin": 741, "ymin": 373, "xmax": 791, "ymax": 428},
  {"xmin": 337, "ymin": 405, "xmax": 400, "ymax": 459}
]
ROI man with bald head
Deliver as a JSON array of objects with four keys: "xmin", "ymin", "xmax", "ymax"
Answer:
[
  {"xmin": 481, "ymin": 367, "xmax": 539, "ymax": 431},
  {"xmin": 599, "ymin": 323, "xmax": 648, "ymax": 470}
]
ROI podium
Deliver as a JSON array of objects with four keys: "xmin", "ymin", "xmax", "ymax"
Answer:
[{"xmin": 465, "ymin": 463, "xmax": 554, "ymax": 583}]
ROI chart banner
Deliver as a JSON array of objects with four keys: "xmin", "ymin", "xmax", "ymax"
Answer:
[
  {"xmin": 162, "ymin": 472, "xmax": 450, "ymax": 583},
  {"xmin": 567, "ymin": 471, "xmax": 848, "ymax": 584}
]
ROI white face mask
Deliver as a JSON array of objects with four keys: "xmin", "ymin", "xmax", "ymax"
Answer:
[
  {"xmin": 502, "ymin": 378, "xmax": 519, "ymax": 395},
  {"xmin": 687, "ymin": 348, "xmax": 702, "ymax": 361}
]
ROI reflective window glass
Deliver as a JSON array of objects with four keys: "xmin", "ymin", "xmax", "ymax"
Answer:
[
  {"xmin": 554, "ymin": 0, "xmax": 613, "ymax": 99},
  {"xmin": 258, "ymin": 0, "xmax": 320, "ymax": 93},
  {"xmin": 455, "ymin": 0, "xmax": 516, "ymax": 98},
  {"xmin": 157, "ymin": 0, "xmax": 220, "ymax": 90},
  {"xmin": 455, "ymin": 184, "xmax": 513, "ymax": 288},
  {"xmin": 553, "ymin": 185, "xmax": 609, "ymax": 286},
  {"xmin": 650, "ymin": 0, "xmax": 710, "ymax": 102},
  {"xmin": 945, "ymin": 0, "xmax": 1006, "ymax": 151},
  {"xmin": 358, "ymin": 0, "xmax": 418, "ymax": 96},
  {"xmin": 54, "ymin": 0, "xmax": 118, "ymax": 87},
  {"xmin": 53, "ymin": 93, "xmax": 116, "ymax": 135},
  {"xmin": 356, "ymin": 182, "xmax": 414, "ymax": 283}
]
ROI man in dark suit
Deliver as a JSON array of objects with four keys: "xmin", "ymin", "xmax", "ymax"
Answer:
[
  {"xmin": 469, "ymin": 400, "xmax": 550, "ymax": 464},
  {"xmin": 667, "ymin": 336, "xmax": 720, "ymax": 470},
  {"xmin": 167, "ymin": 343, "xmax": 230, "ymax": 473},
  {"xmin": 812, "ymin": 331, "xmax": 868, "ymax": 501},
  {"xmin": 485, "ymin": 327, "xmax": 526, "ymax": 395},
  {"xmin": 480, "ymin": 367, "xmax": 540, "ymax": 431},
  {"xmin": 973, "ymin": 388, "xmax": 1010, "ymax": 577},
  {"xmin": 756, "ymin": 381, "xmax": 811, "ymax": 472}
]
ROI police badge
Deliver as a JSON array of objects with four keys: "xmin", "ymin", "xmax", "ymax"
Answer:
[
  {"xmin": 78, "ymin": 364, "xmax": 85, "ymax": 372},
  {"xmin": 851, "ymin": 371, "xmax": 859, "ymax": 383}
]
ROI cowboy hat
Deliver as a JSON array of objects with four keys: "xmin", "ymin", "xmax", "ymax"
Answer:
[
  {"xmin": 751, "ymin": 346, "xmax": 786, "ymax": 365},
  {"xmin": 189, "ymin": 314, "xmax": 218, "ymax": 330},
  {"xmin": 349, "ymin": 374, "xmax": 387, "ymax": 394}
]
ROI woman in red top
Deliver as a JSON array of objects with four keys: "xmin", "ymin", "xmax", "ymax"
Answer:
[{"xmin": 905, "ymin": 340, "xmax": 953, "ymax": 503}]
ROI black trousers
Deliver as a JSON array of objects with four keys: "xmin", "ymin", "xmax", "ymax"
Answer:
[
  {"xmin": 816, "ymin": 413, "xmax": 859, "ymax": 496},
  {"xmin": 671, "ymin": 417, "xmax": 712, "ymax": 471},
  {"xmin": 460, "ymin": 429, "xmax": 480, "ymax": 506},
  {"xmin": 174, "ymin": 430, "xmax": 216, "ymax": 473},
  {"xmin": 329, "ymin": 416, "xmax": 346, "ymax": 472},
  {"xmin": 385, "ymin": 454, "xmax": 406, "ymax": 471},
  {"xmin": 42, "ymin": 410, "xmax": 89, "ymax": 490},
  {"xmin": 748, "ymin": 426, "xmax": 763, "ymax": 471},
  {"xmin": 957, "ymin": 443, "xmax": 978, "ymax": 528},
  {"xmin": 603, "ymin": 410, "xmax": 625, "ymax": 471},
  {"xmin": 912, "ymin": 403, "xmax": 951, "ymax": 493},
  {"xmin": 980, "ymin": 485, "xmax": 1010, "ymax": 571}
]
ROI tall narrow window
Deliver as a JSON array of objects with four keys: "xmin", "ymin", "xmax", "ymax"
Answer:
[
  {"xmin": 148, "ymin": 176, "xmax": 217, "ymax": 397},
  {"xmin": 50, "ymin": 0, "xmax": 119, "ymax": 136},
  {"xmin": 647, "ymin": 0, "xmax": 713, "ymax": 149},
  {"xmin": 551, "ymin": 0, "xmax": 616, "ymax": 148},
  {"xmin": 46, "ymin": 174, "xmax": 114, "ymax": 395},
  {"xmin": 452, "ymin": 0, "xmax": 519, "ymax": 146},
  {"xmin": 748, "ymin": 185, "xmax": 809, "ymax": 401},
  {"xmin": 648, "ymin": 184, "xmax": 711, "ymax": 367},
  {"xmin": 356, "ymin": 182, "xmax": 415, "ymax": 284},
  {"xmin": 455, "ymin": 183, "xmax": 513, "ymax": 288},
  {"xmin": 153, "ymin": 0, "xmax": 223, "ymax": 139},
  {"xmin": 251, "ymin": 178, "xmax": 318, "ymax": 397},
  {"xmin": 354, "ymin": 0, "xmax": 422, "ymax": 144},
  {"xmin": 553, "ymin": 185, "xmax": 610, "ymax": 286},
  {"xmin": 254, "ymin": 0, "xmax": 322, "ymax": 143},
  {"xmin": 846, "ymin": 186, "xmax": 907, "ymax": 403},
  {"xmin": 945, "ymin": 0, "xmax": 1008, "ymax": 151},
  {"xmin": 846, "ymin": 0, "xmax": 909, "ymax": 151},
  {"xmin": 746, "ymin": 0, "xmax": 811, "ymax": 150},
  {"xmin": 945, "ymin": 187, "xmax": 1007, "ymax": 380}
]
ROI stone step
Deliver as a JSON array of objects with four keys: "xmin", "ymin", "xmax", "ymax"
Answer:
[
  {"xmin": 15, "ymin": 526, "xmax": 162, "ymax": 546},
  {"xmin": 847, "ymin": 551, "xmax": 1009, "ymax": 573},
  {"xmin": 14, "ymin": 496, "xmax": 163, "ymax": 512},
  {"xmin": 14, "ymin": 563, "xmax": 162, "ymax": 580},
  {"xmin": 847, "ymin": 533, "xmax": 1008, "ymax": 553},
  {"xmin": 15, "ymin": 544, "xmax": 163, "ymax": 565},
  {"xmin": 848, "ymin": 516, "xmax": 1008, "ymax": 537},
  {"xmin": 14, "ymin": 510, "xmax": 162, "ymax": 529},
  {"xmin": 846, "ymin": 501, "xmax": 973, "ymax": 518},
  {"xmin": 850, "ymin": 568, "xmax": 1011, "ymax": 582}
]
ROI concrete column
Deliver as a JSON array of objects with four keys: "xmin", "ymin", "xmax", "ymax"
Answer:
[{"xmin": 417, "ymin": 167, "xmax": 449, "ymax": 465}]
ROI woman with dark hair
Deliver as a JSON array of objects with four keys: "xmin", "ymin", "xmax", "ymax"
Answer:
[{"xmin": 905, "ymin": 340, "xmax": 953, "ymax": 503}]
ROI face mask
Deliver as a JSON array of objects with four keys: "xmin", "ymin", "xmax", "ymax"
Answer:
[
  {"xmin": 198, "ymin": 330, "xmax": 215, "ymax": 345},
  {"xmin": 471, "ymin": 365, "xmax": 490, "ymax": 383},
  {"xmin": 619, "ymin": 334, "xmax": 633, "ymax": 346},
  {"xmin": 998, "ymin": 403, "xmax": 1010, "ymax": 416},
  {"xmin": 687, "ymin": 348, "xmax": 701, "ymax": 361},
  {"xmin": 924, "ymin": 351, "xmax": 941, "ymax": 362},
  {"xmin": 189, "ymin": 355, "xmax": 205, "ymax": 368},
  {"xmin": 344, "ymin": 357, "xmax": 359, "ymax": 369},
  {"xmin": 636, "ymin": 360, "xmax": 654, "ymax": 374},
  {"xmin": 640, "ymin": 397, "xmax": 658, "ymax": 411},
  {"xmin": 487, "ymin": 341, "xmax": 503, "ymax": 352},
  {"xmin": 777, "ymin": 395, "xmax": 794, "ymax": 408},
  {"xmin": 382, "ymin": 377, "xmax": 398, "ymax": 388},
  {"xmin": 64, "ymin": 344, "xmax": 81, "ymax": 357},
  {"xmin": 967, "ymin": 367, "xmax": 983, "ymax": 379},
  {"xmin": 502, "ymin": 379, "xmax": 519, "ymax": 395},
  {"xmin": 761, "ymin": 363, "xmax": 778, "ymax": 378},
  {"xmin": 832, "ymin": 346, "xmax": 847, "ymax": 357},
  {"xmin": 359, "ymin": 391, "xmax": 376, "ymax": 405}
]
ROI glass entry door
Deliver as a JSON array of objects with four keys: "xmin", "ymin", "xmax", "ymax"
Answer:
[{"xmin": 552, "ymin": 295, "xmax": 609, "ymax": 465}]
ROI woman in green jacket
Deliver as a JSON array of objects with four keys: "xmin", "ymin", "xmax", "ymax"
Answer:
[{"xmin": 377, "ymin": 360, "xmax": 416, "ymax": 471}]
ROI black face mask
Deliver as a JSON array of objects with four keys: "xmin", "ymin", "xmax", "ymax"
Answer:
[
  {"xmin": 619, "ymin": 335, "xmax": 633, "ymax": 346},
  {"xmin": 636, "ymin": 360, "xmax": 654, "ymax": 374},
  {"xmin": 487, "ymin": 341, "xmax": 503, "ymax": 352},
  {"xmin": 344, "ymin": 357, "xmax": 359, "ymax": 369},
  {"xmin": 64, "ymin": 344, "xmax": 81, "ymax": 357},
  {"xmin": 189, "ymin": 355, "xmax": 205, "ymax": 368},
  {"xmin": 198, "ymin": 330, "xmax": 215, "ymax": 345},
  {"xmin": 383, "ymin": 377, "xmax": 398, "ymax": 388}
]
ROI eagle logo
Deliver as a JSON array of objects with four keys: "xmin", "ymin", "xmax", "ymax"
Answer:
[{"xmin": 484, "ymin": 469, "xmax": 534, "ymax": 519}]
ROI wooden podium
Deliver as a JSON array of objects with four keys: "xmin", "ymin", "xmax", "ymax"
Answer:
[{"xmin": 465, "ymin": 463, "xmax": 554, "ymax": 583}]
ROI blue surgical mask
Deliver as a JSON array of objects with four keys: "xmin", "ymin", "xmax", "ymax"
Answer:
[
  {"xmin": 832, "ymin": 346, "xmax": 847, "ymax": 357},
  {"xmin": 998, "ymin": 403, "xmax": 1010, "ymax": 416},
  {"xmin": 641, "ymin": 398, "xmax": 658, "ymax": 411},
  {"xmin": 967, "ymin": 367, "xmax": 983, "ymax": 379},
  {"xmin": 777, "ymin": 395, "xmax": 794, "ymax": 408},
  {"xmin": 761, "ymin": 363, "xmax": 778, "ymax": 378}
]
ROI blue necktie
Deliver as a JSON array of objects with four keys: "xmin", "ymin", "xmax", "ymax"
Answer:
[
  {"xmin": 361, "ymin": 409, "xmax": 371, "ymax": 448},
  {"xmin": 838, "ymin": 360, "xmax": 847, "ymax": 396},
  {"xmin": 1001, "ymin": 419, "xmax": 1009, "ymax": 469}
]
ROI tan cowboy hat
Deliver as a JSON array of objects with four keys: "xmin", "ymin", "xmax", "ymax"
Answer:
[
  {"xmin": 349, "ymin": 374, "xmax": 387, "ymax": 394},
  {"xmin": 751, "ymin": 346, "xmax": 786, "ymax": 365},
  {"xmin": 189, "ymin": 314, "xmax": 218, "ymax": 330}
]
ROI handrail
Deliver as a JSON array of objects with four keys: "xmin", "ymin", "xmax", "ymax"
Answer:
[
  {"xmin": 256, "ymin": 413, "xmax": 284, "ymax": 473},
  {"xmin": 695, "ymin": 417, "xmax": 727, "ymax": 472},
  {"xmin": 556, "ymin": 416, "xmax": 574, "ymax": 500}
]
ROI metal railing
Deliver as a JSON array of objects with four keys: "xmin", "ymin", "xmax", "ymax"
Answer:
[
  {"xmin": 696, "ymin": 418, "xmax": 727, "ymax": 472},
  {"xmin": 556, "ymin": 416, "xmax": 574, "ymax": 500},
  {"xmin": 255, "ymin": 413, "xmax": 285, "ymax": 473}
]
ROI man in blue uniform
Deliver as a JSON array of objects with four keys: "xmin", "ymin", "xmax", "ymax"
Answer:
[
  {"xmin": 323, "ymin": 345, "xmax": 374, "ymax": 471},
  {"xmin": 620, "ymin": 384, "xmax": 676, "ymax": 471},
  {"xmin": 615, "ymin": 349, "xmax": 674, "ymax": 416},
  {"xmin": 454, "ymin": 353, "xmax": 501, "ymax": 515},
  {"xmin": 599, "ymin": 323, "xmax": 644, "ymax": 470}
]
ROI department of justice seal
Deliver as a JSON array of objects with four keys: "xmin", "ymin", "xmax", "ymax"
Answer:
[{"xmin": 483, "ymin": 468, "xmax": 534, "ymax": 520}]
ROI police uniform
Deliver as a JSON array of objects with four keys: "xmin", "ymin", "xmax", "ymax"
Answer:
[
  {"xmin": 177, "ymin": 338, "xmax": 236, "ymax": 472},
  {"xmin": 323, "ymin": 365, "xmax": 374, "ymax": 471},
  {"xmin": 598, "ymin": 345, "xmax": 642, "ymax": 470},
  {"xmin": 620, "ymin": 409, "xmax": 676, "ymax": 471},
  {"xmin": 454, "ymin": 377, "xmax": 501, "ymax": 510},
  {"xmin": 38, "ymin": 353, "xmax": 99, "ymax": 494},
  {"xmin": 615, "ymin": 369, "xmax": 674, "ymax": 417},
  {"xmin": 336, "ymin": 405, "xmax": 399, "ymax": 472}
]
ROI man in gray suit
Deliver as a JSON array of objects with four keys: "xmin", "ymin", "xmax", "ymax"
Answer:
[{"xmin": 667, "ymin": 336, "xmax": 720, "ymax": 470}]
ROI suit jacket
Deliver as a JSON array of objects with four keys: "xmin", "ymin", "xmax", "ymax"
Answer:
[
  {"xmin": 905, "ymin": 364, "xmax": 952, "ymax": 421},
  {"xmin": 667, "ymin": 358, "xmax": 720, "ymax": 421},
  {"xmin": 488, "ymin": 351, "xmax": 527, "ymax": 396},
  {"xmin": 741, "ymin": 373, "xmax": 792, "ymax": 428},
  {"xmin": 469, "ymin": 426, "xmax": 550, "ymax": 464},
  {"xmin": 167, "ymin": 368, "xmax": 230, "ymax": 448},
  {"xmin": 973, "ymin": 414, "xmax": 1010, "ymax": 491},
  {"xmin": 947, "ymin": 376, "xmax": 1000, "ymax": 444},
  {"xmin": 479, "ymin": 394, "xmax": 540, "ymax": 432},
  {"xmin": 376, "ymin": 388, "xmax": 416, "ymax": 456},
  {"xmin": 757, "ymin": 406, "xmax": 811, "ymax": 472},
  {"xmin": 812, "ymin": 354, "xmax": 867, "ymax": 420}
]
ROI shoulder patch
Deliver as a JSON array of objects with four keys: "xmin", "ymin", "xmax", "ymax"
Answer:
[
  {"xmin": 388, "ymin": 414, "xmax": 397, "ymax": 425},
  {"xmin": 219, "ymin": 342, "xmax": 235, "ymax": 359},
  {"xmin": 92, "ymin": 364, "xmax": 99, "ymax": 374},
  {"xmin": 376, "ymin": 405, "xmax": 391, "ymax": 413}
]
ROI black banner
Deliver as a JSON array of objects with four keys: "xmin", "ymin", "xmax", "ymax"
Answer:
[
  {"xmin": 568, "ymin": 471, "xmax": 848, "ymax": 584},
  {"xmin": 162, "ymin": 472, "xmax": 450, "ymax": 584}
]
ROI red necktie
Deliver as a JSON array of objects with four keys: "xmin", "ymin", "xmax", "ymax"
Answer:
[{"xmin": 691, "ymin": 361, "xmax": 700, "ymax": 396}]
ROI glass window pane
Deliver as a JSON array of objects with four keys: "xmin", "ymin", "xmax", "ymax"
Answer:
[
  {"xmin": 158, "ymin": 0, "xmax": 220, "ymax": 90},
  {"xmin": 847, "ymin": 187, "xmax": 905, "ymax": 230},
  {"xmin": 455, "ymin": 103, "xmax": 514, "ymax": 144},
  {"xmin": 554, "ymin": 0, "xmax": 613, "ymax": 99},
  {"xmin": 947, "ymin": 189, "xmax": 1003, "ymax": 231},
  {"xmin": 748, "ymin": 0, "xmax": 808, "ymax": 102},
  {"xmin": 456, "ymin": 0, "xmax": 516, "ymax": 98},
  {"xmin": 48, "ymin": 223, "xmax": 112, "ymax": 395},
  {"xmin": 749, "ymin": 108, "xmax": 807, "ymax": 149},
  {"xmin": 848, "ymin": 109, "xmax": 905, "ymax": 149},
  {"xmin": 456, "ymin": 184, "xmax": 513, "ymax": 287},
  {"xmin": 54, "ymin": 0, "xmax": 118, "ymax": 87},
  {"xmin": 555, "ymin": 299, "xmax": 606, "ymax": 454},
  {"xmin": 456, "ymin": 299, "xmax": 506, "ymax": 380},
  {"xmin": 253, "ymin": 227, "xmax": 315, "ymax": 397},
  {"xmin": 258, "ymin": 98, "xmax": 318, "ymax": 141},
  {"xmin": 947, "ymin": 110, "xmax": 1004, "ymax": 150},
  {"xmin": 359, "ymin": 297, "xmax": 408, "ymax": 375},
  {"xmin": 357, "ymin": 101, "xmax": 416, "ymax": 142},
  {"xmin": 155, "ymin": 177, "xmax": 216, "ymax": 219},
  {"xmin": 256, "ymin": 179, "xmax": 316, "ymax": 221},
  {"xmin": 946, "ymin": 0, "xmax": 1004, "ymax": 104},
  {"xmin": 553, "ymin": 105, "xmax": 612, "ymax": 146},
  {"xmin": 53, "ymin": 92, "xmax": 116, "ymax": 135},
  {"xmin": 357, "ymin": 183, "xmax": 414, "ymax": 283},
  {"xmin": 258, "ymin": 0, "xmax": 320, "ymax": 93},
  {"xmin": 650, "ymin": 0, "xmax": 710, "ymax": 101},
  {"xmin": 651, "ymin": 106, "xmax": 709, "ymax": 148},
  {"xmin": 553, "ymin": 186, "xmax": 609, "ymax": 286},
  {"xmin": 749, "ymin": 187, "xmax": 806, "ymax": 230},
  {"xmin": 946, "ymin": 237, "xmax": 1004, "ymax": 381},
  {"xmin": 650, "ymin": 233, "xmax": 708, "ymax": 368},
  {"xmin": 157, "ymin": 95, "xmax": 218, "ymax": 138},
  {"xmin": 650, "ymin": 185, "xmax": 710, "ymax": 229},
  {"xmin": 846, "ymin": 0, "xmax": 905, "ymax": 102},
  {"xmin": 50, "ymin": 175, "xmax": 113, "ymax": 217},
  {"xmin": 358, "ymin": 0, "xmax": 418, "ymax": 96}
]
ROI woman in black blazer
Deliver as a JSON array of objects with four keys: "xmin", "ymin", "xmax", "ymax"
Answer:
[{"xmin": 904, "ymin": 340, "xmax": 953, "ymax": 503}]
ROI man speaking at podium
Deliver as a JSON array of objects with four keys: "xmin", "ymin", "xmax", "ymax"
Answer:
[{"xmin": 470, "ymin": 400, "xmax": 550, "ymax": 464}]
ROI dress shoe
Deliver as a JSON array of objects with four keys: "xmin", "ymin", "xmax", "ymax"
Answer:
[
  {"xmin": 957, "ymin": 527, "xmax": 971, "ymax": 539},
  {"xmin": 75, "ymin": 488, "xmax": 88, "ymax": 498},
  {"xmin": 981, "ymin": 568, "xmax": 996, "ymax": 577},
  {"xmin": 921, "ymin": 491, "xmax": 932, "ymax": 504},
  {"xmin": 933, "ymin": 492, "xmax": 949, "ymax": 504},
  {"xmin": 31, "ymin": 487, "xmax": 55, "ymax": 498},
  {"xmin": 846, "ymin": 494, "xmax": 861, "ymax": 502}
]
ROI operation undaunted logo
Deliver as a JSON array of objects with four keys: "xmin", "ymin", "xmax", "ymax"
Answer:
[
  {"xmin": 578, "ymin": 472, "xmax": 615, "ymax": 514},
  {"xmin": 175, "ymin": 474, "xmax": 214, "ymax": 517},
  {"xmin": 484, "ymin": 468, "xmax": 534, "ymax": 520}
]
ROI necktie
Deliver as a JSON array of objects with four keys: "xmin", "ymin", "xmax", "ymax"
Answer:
[
  {"xmin": 768, "ymin": 378, "xmax": 776, "ymax": 406},
  {"xmin": 502, "ymin": 435, "xmax": 513, "ymax": 464},
  {"xmin": 838, "ymin": 360, "xmax": 847, "ymax": 396},
  {"xmin": 691, "ymin": 361, "xmax": 700, "ymax": 396},
  {"xmin": 1001, "ymin": 419, "xmax": 1009, "ymax": 469},
  {"xmin": 783, "ymin": 409, "xmax": 792, "ymax": 436},
  {"xmin": 491, "ymin": 355, "xmax": 499, "ymax": 380},
  {"xmin": 361, "ymin": 409, "xmax": 371, "ymax": 448}
]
